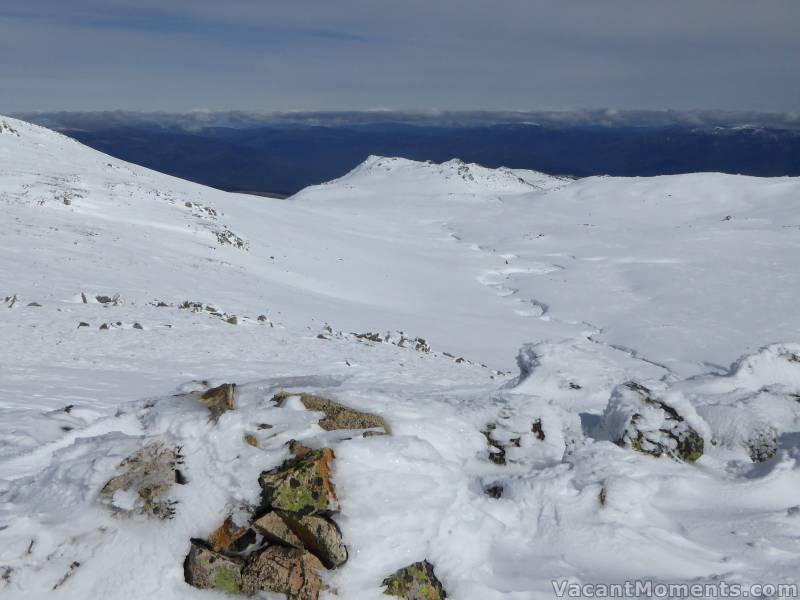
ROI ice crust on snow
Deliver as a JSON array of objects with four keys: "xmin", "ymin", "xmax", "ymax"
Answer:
[{"xmin": 2, "ymin": 116, "xmax": 800, "ymax": 598}]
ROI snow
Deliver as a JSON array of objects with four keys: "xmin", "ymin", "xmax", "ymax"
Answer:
[{"xmin": 1, "ymin": 114, "xmax": 800, "ymax": 598}]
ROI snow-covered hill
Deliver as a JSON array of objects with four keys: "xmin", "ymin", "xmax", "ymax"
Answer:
[{"xmin": 2, "ymin": 115, "xmax": 800, "ymax": 599}]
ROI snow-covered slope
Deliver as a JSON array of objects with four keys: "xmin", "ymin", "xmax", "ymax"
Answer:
[{"xmin": 2, "ymin": 115, "xmax": 800, "ymax": 599}]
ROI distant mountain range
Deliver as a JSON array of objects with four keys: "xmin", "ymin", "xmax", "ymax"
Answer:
[{"xmin": 16, "ymin": 110, "xmax": 800, "ymax": 196}]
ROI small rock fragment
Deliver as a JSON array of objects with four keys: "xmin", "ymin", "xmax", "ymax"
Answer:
[
  {"xmin": 484, "ymin": 484, "xmax": 503, "ymax": 499},
  {"xmin": 208, "ymin": 517, "xmax": 253, "ymax": 554}
]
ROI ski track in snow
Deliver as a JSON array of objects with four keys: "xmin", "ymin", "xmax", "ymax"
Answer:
[{"xmin": 2, "ymin": 120, "xmax": 800, "ymax": 598}]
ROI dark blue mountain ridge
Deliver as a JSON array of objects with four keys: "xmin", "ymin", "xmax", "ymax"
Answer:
[{"xmin": 15, "ymin": 111, "xmax": 800, "ymax": 197}]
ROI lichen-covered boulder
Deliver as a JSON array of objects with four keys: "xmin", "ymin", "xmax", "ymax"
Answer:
[
  {"xmin": 602, "ymin": 382, "xmax": 705, "ymax": 462},
  {"xmin": 259, "ymin": 448, "xmax": 339, "ymax": 515},
  {"xmin": 273, "ymin": 392, "xmax": 390, "ymax": 433},
  {"xmin": 383, "ymin": 560, "xmax": 447, "ymax": 600},
  {"xmin": 198, "ymin": 383, "xmax": 237, "ymax": 421},
  {"xmin": 241, "ymin": 545, "xmax": 327, "ymax": 600},
  {"xmin": 184, "ymin": 540, "xmax": 243, "ymax": 594},
  {"xmin": 99, "ymin": 442, "xmax": 183, "ymax": 519}
]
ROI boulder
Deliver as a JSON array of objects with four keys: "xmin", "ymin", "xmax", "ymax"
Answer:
[
  {"xmin": 259, "ymin": 448, "xmax": 339, "ymax": 515},
  {"xmin": 256, "ymin": 512, "xmax": 346, "ymax": 569},
  {"xmin": 241, "ymin": 546, "xmax": 327, "ymax": 600},
  {"xmin": 184, "ymin": 540, "xmax": 243, "ymax": 593},
  {"xmin": 272, "ymin": 392, "xmax": 390, "ymax": 433},
  {"xmin": 198, "ymin": 383, "xmax": 236, "ymax": 421},
  {"xmin": 383, "ymin": 560, "xmax": 447, "ymax": 600},
  {"xmin": 100, "ymin": 442, "xmax": 182, "ymax": 519},
  {"xmin": 603, "ymin": 382, "xmax": 705, "ymax": 462}
]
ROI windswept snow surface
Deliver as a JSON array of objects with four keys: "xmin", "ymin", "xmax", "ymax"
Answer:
[{"xmin": 1, "ymin": 116, "xmax": 800, "ymax": 598}]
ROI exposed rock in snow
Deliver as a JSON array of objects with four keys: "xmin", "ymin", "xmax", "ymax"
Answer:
[
  {"xmin": 184, "ymin": 541, "xmax": 243, "ymax": 593},
  {"xmin": 240, "ymin": 545, "xmax": 328, "ymax": 599},
  {"xmin": 196, "ymin": 383, "xmax": 237, "ymax": 422},
  {"xmin": 99, "ymin": 442, "xmax": 183, "ymax": 519},
  {"xmin": 272, "ymin": 391, "xmax": 390, "ymax": 433},
  {"xmin": 602, "ymin": 382, "xmax": 706, "ymax": 462},
  {"xmin": 383, "ymin": 560, "xmax": 447, "ymax": 600},
  {"xmin": 259, "ymin": 448, "xmax": 339, "ymax": 515}
]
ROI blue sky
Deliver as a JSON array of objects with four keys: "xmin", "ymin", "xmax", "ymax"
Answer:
[{"xmin": 2, "ymin": 0, "xmax": 798, "ymax": 112}]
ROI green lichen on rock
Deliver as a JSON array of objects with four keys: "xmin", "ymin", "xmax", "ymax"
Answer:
[
  {"xmin": 184, "ymin": 540, "xmax": 243, "ymax": 593},
  {"xmin": 383, "ymin": 560, "xmax": 447, "ymax": 600},
  {"xmin": 272, "ymin": 391, "xmax": 390, "ymax": 433},
  {"xmin": 259, "ymin": 448, "xmax": 339, "ymax": 515}
]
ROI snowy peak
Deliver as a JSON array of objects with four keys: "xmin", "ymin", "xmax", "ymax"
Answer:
[{"xmin": 326, "ymin": 154, "xmax": 571, "ymax": 194}]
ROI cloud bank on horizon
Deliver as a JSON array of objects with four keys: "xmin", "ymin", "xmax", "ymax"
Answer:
[{"xmin": 1, "ymin": 0, "xmax": 798, "ymax": 113}]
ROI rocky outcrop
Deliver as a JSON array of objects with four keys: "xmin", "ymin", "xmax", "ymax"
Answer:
[
  {"xmin": 383, "ymin": 560, "xmax": 447, "ymax": 600},
  {"xmin": 603, "ymin": 382, "xmax": 705, "ymax": 462},
  {"xmin": 272, "ymin": 392, "xmax": 390, "ymax": 433},
  {"xmin": 185, "ymin": 446, "xmax": 345, "ymax": 599},
  {"xmin": 100, "ymin": 442, "xmax": 183, "ymax": 519}
]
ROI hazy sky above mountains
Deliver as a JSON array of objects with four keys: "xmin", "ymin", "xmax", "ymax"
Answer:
[{"xmin": 2, "ymin": 0, "xmax": 798, "ymax": 113}]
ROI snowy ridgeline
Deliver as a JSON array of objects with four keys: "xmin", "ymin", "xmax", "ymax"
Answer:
[{"xmin": 1, "ymin": 115, "xmax": 800, "ymax": 599}]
